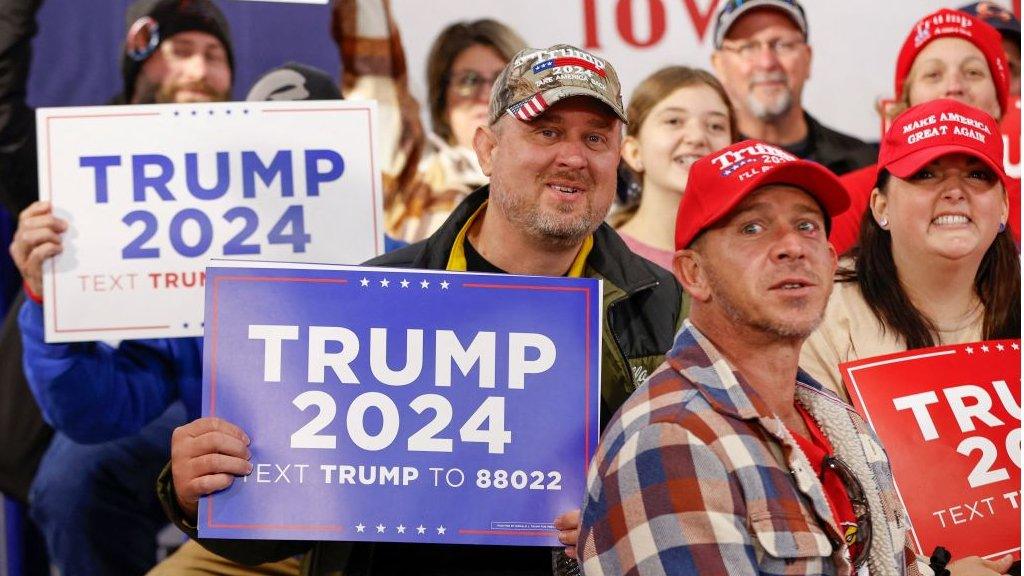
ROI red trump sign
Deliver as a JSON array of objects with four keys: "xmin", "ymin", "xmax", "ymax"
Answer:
[{"xmin": 841, "ymin": 340, "xmax": 1021, "ymax": 560}]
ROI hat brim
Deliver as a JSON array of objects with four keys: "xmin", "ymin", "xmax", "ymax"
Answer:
[
  {"xmin": 885, "ymin": 144, "xmax": 1010, "ymax": 190},
  {"xmin": 701, "ymin": 160, "xmax": 851, "ymax": 241},
  {"xmin": 536, "ymin": 86, "xmax": 629, "ymax": 124},
  {"xmin": 716, "ymin": 1, "xmax": 807, "ymax": 47}
]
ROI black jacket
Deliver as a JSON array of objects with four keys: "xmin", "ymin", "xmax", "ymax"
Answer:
[
  {"xmin": 165, "ymin": 186, "xmax": 687, "ymax": 575},
  {"xmin": 0, "ymin": 0, "xmax": 51, "ymax": 503},
  {"xmin": 750, "ymin": 112, "xmax": 878, "ymax": 177}
]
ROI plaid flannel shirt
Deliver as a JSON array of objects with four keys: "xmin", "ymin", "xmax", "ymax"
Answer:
[{"xmin": 579, "ymin": 321, "xmax": 922, "ymax": 576}]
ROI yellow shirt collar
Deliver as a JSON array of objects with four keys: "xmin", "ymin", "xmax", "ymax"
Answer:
[{"xmin": 445, "ymin": 201, "xmax": 593, "ymax": 277}]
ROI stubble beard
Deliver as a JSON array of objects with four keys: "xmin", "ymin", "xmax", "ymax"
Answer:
[
  {"xmin": 704, "ymin": 262, "xmax": 823, "ymax": 340},
  {"xmin": 158, "ymin": 80, "xmax": 229, "ymax": 104},
  {"xmin": 132, "ymin": 76, "xmax": 229, "ymax": 104},
  {"xmin": 489, "ymin": 173, "xmax": 604, "ymax": 250}
]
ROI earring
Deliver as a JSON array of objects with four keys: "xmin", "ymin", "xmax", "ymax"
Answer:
[
  {"xmin": 878, "ymin": 216, "xmax": 888, "ymax": 229},
  {"xmin": 999, "ymin": 222, "xmax": 1007, "ymax": 233}
]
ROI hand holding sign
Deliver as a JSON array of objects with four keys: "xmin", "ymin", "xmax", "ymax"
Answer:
[
  {"xmin": 198, "ymin": 261, "xmax": 602, "ymax": 546},
  {"xmin": 37, "ymin": 100, "xmax": 382, "ymax": 342},
  {"xmin": 947, "ymin": 555, "xmax": 1015, "ymax": 576},
  {"xmin": 10, "ymin": 201, "xmax": 67, "ymax": 298},
  {"xmin": 554, "ymin": 508, "xmax": 580, "ymax": 559},
  {"xmin": 170, "ymin": 416, "xmax": 253, "ymax": 521}
]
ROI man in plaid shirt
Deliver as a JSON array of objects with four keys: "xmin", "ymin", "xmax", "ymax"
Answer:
[{"xmin": 578, "ymin": 140, "xmax": 1014, "ymax": 575}]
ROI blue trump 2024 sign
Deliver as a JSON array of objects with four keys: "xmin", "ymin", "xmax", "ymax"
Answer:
[{"xmin": 199, "ymin": 261, "xmax": 602, "ymax": 545}]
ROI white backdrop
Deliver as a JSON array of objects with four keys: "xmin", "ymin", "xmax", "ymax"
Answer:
[{"xmin": 390, "ymin": 0, "xmax": 1017, "ymax": 142}]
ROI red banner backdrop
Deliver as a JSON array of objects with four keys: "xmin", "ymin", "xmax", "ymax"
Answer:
[{"xmin": 841, "ymin": 340, "xmax": 1021, "ymax": 560}]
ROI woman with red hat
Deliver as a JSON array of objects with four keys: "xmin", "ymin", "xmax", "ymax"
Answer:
[
  {"xmin": 829, "ymin": 8, "xmax": 1017, "ymax": 256},
  {"xmin": 802, "ymin": 99, "xmax": 1019, "ymax": 575},
  {"xmin": 803, "ymin": 98, "xmax": 1019, "ymax": 404}
]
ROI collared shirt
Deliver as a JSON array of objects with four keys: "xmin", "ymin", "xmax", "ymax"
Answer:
[{"xmin": 578, "ymin": 320, "xmax": 921, "ymax": 576}]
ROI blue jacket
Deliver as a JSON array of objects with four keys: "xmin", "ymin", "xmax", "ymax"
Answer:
[
  {"xmin": 19, "ymin": 300, "xmax": 202, "ymax": 444},
  {"xmin": 19, "ymin": 237, "xmax": 409, "ymax": 444}
]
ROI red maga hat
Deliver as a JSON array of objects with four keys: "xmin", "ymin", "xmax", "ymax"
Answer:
[
  {"xmin": 894, "ymin": 8, "xmax": 1009, "ymax": 115},
  {"xmin": 878, "ymin": 98, "xmax": 1008, "ymax": 188},
  {"xmin": 674, "ymin": 140, "xmax": 850, "ymax": 250}
]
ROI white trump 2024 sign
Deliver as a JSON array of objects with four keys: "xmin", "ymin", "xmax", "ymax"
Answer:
[{"xmin": 37, "ymin": 100, "xmax": 382, "ymax": 342}]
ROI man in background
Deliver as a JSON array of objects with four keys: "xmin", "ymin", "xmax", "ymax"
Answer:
[
  {"xmin": 710, "ymin": 0, "xmax": 877, "ymax": 175},
  {"xmin": 5, "ymin": 1, "xmax": 234, "ymax": 573}
]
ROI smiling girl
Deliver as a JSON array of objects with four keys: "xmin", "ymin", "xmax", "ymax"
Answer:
[{"xmin": 611, "ymin": 66, "xmax": 737, "ymax": 272}]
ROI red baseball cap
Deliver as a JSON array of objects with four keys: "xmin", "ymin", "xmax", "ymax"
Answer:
[
  {"xmin": 878, "ymin": 98, "xmax": 1008, "ymax": 188},
  {"xmin": 674, "ymin": 140, "xmax": 850, "ymax": 250},
  {"xmin": 894, "ymin": 8, "xmax": 1009, "ymax": 115}
]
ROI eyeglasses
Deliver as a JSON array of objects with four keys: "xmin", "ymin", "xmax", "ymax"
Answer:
[
  {"xmin": 719, "ymin": 38, "xmax": 805, "ymax": 60},
  {"xmin": 821, "ymin": 455, "xmax": 873, "ymax": 570},
  {"xmin": 448, "ymin": 70, "xmax": 501, "ymax": 99}
]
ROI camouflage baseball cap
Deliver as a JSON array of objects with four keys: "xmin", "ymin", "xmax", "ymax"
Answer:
[{"xmin": 488, "ymin": 43, "xmax": 627, "ymax": 125}]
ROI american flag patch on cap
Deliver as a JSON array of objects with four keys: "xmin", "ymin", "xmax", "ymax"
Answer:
[{"xmin": 507, "ymin": 92, "xmax": 549, "ymax": 121}]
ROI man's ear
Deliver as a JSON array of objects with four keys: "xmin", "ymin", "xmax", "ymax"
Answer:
[
  {"xmin": 674, "ymin": 248, "xmax": 712, "ymax": 302},
  {"xmin": 620, "ymin": 135, "xmax": 643, "ymax": 173},
  {"xmin": 473, "ymin": 124, "xmax": 497, "ymax": 177},
  {"xmin": 710, "ymin": 50, "xmax": 724, "ymax": 79},
  {"xmin": 804, "ymin": 42, "xmax": 813, "ymax": 80}
]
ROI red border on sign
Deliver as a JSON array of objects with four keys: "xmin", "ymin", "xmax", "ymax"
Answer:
[
  {"xmin": 459, "ymin": 281, "xmax": 595, "ymax": 539},
  {"xmin": 207, "ymin": 274, "xmax": 349, "ymax": 532},
  {"xmin": 262, "ymin": 106, "xmax": 381, "ymax": 255},
  {"xmin": 44, "ymin": 112, "xmax": 170, "ymax": 333},
  {"xmin": 205, "ymin": 274, "xmax": 595, "ymax": 540},
  {"xmin": 42, "ymin": 105, "xmax": 381, "ymax": 335}
]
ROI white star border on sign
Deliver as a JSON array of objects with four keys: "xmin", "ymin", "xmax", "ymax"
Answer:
[
  {"xmin": 352, "ymin": 521, "xmax": 446, "ymax": 536},
  {"xmin": 963, "ymin": 341, "xmax": 1021, "ymax": 354},
  {"xmin": 353, "ymin": 275, "xmax": 455, "ymax": 291}
]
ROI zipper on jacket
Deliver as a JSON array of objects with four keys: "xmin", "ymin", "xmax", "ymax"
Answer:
[{"xmin": 605, "ymin": 280, "xmax": 660, "ymax": 388}]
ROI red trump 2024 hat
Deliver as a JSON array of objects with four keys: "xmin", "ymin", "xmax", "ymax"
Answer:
[
  {"xmin": 878, "ymin": 98, "xmax": 1008, "ymax": 189},
  {"xmin": 894, "ymin": 8, "xmax": 1009, "ymax": 115},
  {"xmin": 674, "ymin": 140, "xmax": 850, "ymax": 250}
]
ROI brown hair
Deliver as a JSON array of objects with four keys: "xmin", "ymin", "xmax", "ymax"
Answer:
[
  {"xmin": 611, "ymin": 66, "xmax": 737, "ymax": 227},
  {"xmin": 425, "ymin": 19, "xmax": 526, "ymax": 144},
  {"xmin": 841, "ymin": 170, "xmax": 1020, "ymax": 349}
]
